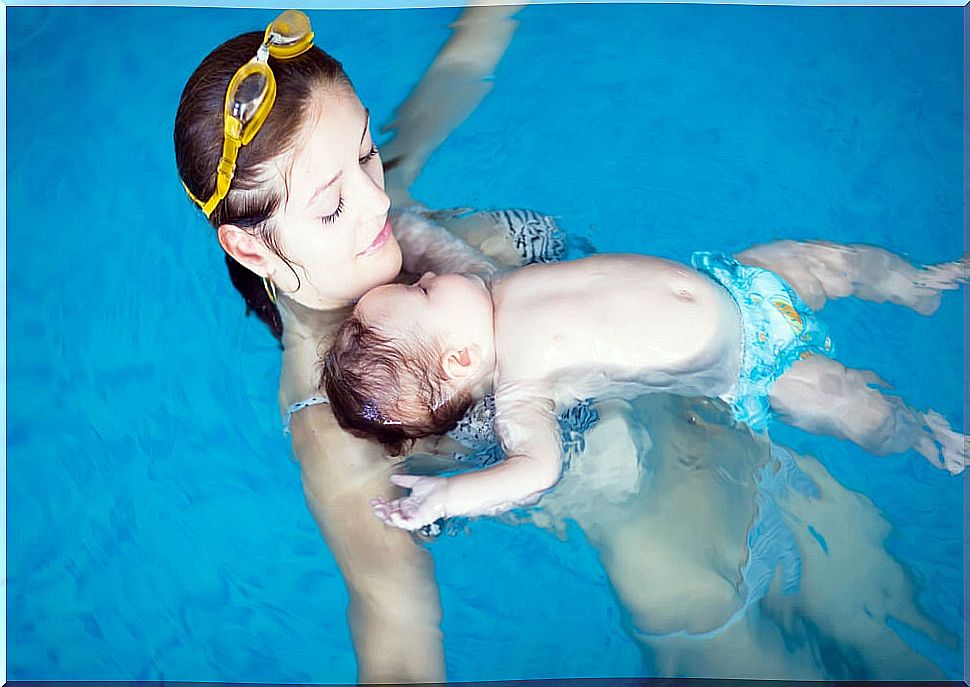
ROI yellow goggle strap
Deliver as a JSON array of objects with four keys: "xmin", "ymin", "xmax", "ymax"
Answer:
[
  {"xmin": 205, "ymin": 123, "xmax": 243, "ymax": 218},
  {"xmin": 183, "ymin": 10, "xmax": 314, "ymax": 218},
  {"xmin": 185, "ymin": 70, "xmax": 275, "ymax": 218}
]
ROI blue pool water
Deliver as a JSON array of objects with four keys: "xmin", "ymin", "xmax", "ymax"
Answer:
[{"xmin": 6, "ymin": 4, "xmax": 964, "ymax": 682}]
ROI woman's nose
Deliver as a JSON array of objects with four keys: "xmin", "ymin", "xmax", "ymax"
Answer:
[
  {"xmin": 355, "ymin": 166, "xmax": 390, "ymax": 223},
  {"xmin": 419, "ymin": 272, "xmax": 436, "ymax": 286}
]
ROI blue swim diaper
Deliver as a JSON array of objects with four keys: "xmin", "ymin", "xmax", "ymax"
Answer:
[{"xmin": 691, "ymin": 251, "xmax": 833, "ymax": 431}]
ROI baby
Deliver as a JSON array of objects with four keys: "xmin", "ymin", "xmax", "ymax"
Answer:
[{"xmin": 321, "ymin": 242, "xmax": 967, "ymax": 531}]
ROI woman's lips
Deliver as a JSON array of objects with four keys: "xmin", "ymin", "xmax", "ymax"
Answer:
[{"xmin": 357, "ymin": 219, "xmax": 392, "ymax": 257}]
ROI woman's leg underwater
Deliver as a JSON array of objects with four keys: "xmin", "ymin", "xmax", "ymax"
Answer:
[{"xmin": 758, "ymin": 449, "xmax": 953, "ymax": 680}]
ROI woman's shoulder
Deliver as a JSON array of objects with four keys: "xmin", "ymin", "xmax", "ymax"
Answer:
[
  {"xmin": 278, "ymin": 321, "xmax": 334, "ymax": 409},
  {"xmin": 285, "ymin": 398, "xmax": 399, "ymax": 467}
]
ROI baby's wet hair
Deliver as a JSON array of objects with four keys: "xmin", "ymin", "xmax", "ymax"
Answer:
[{"xmin": 321, "ymin": 316, "xmax": 474, "ymax": 456}]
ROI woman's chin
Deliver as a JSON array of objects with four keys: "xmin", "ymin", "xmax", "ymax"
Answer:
[
  {"xmin": 356, "ymin": 239, "xmax": 403, "ymax": 295},
  {"xmin": 369, "ymin": 238, "xmax": 403, "ymax": 280}
]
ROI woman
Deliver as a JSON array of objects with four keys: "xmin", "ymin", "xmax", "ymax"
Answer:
[
  {"xmin": 174, "ymin": 8, "xmax": 568, "ymax": 681},
  {"xmin": 174, "ymin": 8, "xmax": 951, "ymax": 682}
]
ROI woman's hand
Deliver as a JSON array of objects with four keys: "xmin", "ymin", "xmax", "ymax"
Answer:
[{"xmin": 371, "ymin": 474, "xmax": 450, "ymax": 531}]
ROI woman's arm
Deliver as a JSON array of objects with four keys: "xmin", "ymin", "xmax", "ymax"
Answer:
[
  {"xmin": 381, "ymin": 3, "xmax": 522, "ymax": 209},
  {"xmin": 392, "ymin": 207, "xmax": 501, "ymax": 278},
  {"xmin": 289, "ymin": 403, "xmax": 445, "ymax": 683}
]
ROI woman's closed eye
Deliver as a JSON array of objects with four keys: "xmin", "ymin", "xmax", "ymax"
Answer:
[
  {"xmin": 321, "ymin": 197, "xmax": 344, "ymax": 225},
  {"xmin": 359, "ymin": 144, "xmax": 378, "ymax": 165},
  {"xmin": 319, "ymin": 146, "xmax": 379, "ymax": 225}
]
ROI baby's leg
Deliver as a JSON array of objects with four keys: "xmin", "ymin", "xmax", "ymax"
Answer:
[
  {"xmin": 735, "ymin": 240, "xmax": 967, "ymax": 314},
  {"xmin": 768, "ymin": 355, "xmax": 966, "ymax": 474}
]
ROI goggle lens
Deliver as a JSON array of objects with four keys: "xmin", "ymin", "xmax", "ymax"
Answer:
[
  {"xmin": 265, "ymin": 10, "xmax": 314, "ymax": 59},
  {"xmin": 231, "ymin": 71, "xmax": 269, "ymax": 124}
]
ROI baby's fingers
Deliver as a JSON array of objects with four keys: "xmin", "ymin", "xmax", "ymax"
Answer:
[
  {"xmin": 370, "ymin": 498, "xmax": 397, "ymax": 523},
  {"xmin": 398, "ymin": 498, "xmax": 420, "ymax": 518},
  {"xmin": 371, "ymin": 505, "xmax": 393, "ymax": 524},
  {"xmin": 388, "ymin": 509, "xmax": 428, "ymax": 532}
]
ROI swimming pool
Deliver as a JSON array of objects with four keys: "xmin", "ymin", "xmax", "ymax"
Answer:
[{"xmin": 5, "ymin": 4, "xmax": 964, "ymax": 682}]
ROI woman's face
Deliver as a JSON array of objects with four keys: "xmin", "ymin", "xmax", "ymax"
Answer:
[{"xmin": 268, "ymin": 83, "xmax": 401, "ymax": 310}]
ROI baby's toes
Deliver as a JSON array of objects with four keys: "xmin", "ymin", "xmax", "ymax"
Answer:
[
  {"xmin": 917, "ymin": 258, "xmax": 969, "ymax": 290},
  {"xmin": 943, "ymin": 443, "xmax": 966, "ymax": 475},
  {"xmin": 928, "ymin": 414, "xmax": 967, "ymax": 475}
]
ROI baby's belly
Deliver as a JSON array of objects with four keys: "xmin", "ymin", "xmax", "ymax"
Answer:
[{"xmin": 505, "ymin": 286, "xmax": 739, "ymax": 392}]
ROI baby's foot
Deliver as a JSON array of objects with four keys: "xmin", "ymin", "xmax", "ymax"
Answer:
[
  {"xmin": 919, "ymin": 410, "xmax": 967, "ymax": 475},
  {"xmin": 901, "ymin": 255, "xmax": 969, "ymax": 315}
]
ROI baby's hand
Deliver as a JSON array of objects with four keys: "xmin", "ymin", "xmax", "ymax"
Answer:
[{"xmin": 370, "ymin": 475, "xmax": 449, "ymax": 531}]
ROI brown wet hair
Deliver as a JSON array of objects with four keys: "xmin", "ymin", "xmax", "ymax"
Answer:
[
  {"xmin": 320, "ymin": 315, "xmax": 474, "ymax": 455},
  {"xmin": 174, "ymin": 31, "xmax": 351, "ymax": 341}
]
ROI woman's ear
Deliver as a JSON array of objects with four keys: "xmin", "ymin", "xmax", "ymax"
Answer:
[{"xmin": 218, "ymin": 224, "xmax": 273, "ymax": 277}]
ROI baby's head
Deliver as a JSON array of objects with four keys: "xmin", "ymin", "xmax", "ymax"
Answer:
[{"xmin": 321, "ymin": 272, "xmax": 495, "ymax": 455}]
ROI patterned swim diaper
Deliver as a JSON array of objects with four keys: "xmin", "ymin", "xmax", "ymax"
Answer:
[{"xmin": 691, "ymin": 251, "xmax": 834, "ymax": 431}]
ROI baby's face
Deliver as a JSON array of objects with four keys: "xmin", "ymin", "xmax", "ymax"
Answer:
[{"xmin": 355, "ymin": 272, "xmax": 493, "ymax": 349}]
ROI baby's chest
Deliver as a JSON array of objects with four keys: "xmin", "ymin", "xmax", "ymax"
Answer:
[{"xmin": 499, "ymin": 296, "xmax": 727, "ymax": 378}]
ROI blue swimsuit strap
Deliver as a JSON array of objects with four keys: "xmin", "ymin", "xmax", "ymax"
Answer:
[{"xmin": 282, "ymin": 395, "xmax": 329, "ymax": 435}]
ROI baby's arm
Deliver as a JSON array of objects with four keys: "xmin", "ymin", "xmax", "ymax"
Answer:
[
  {"xmin": 391, "ymin": 208, "xmax": 501, "ymax": 279},
  {"xmin": 372, "ymin": 394, "xmax": 564, "ymax": 530}
]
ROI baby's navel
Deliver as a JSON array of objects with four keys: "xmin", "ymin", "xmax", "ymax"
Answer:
[{"xmin": 675, "ymin": 287, "xmax": 695, "ymax": 302}]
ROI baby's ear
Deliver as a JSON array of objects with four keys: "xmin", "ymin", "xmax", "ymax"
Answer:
[{"xmin": 441, "ymin": 345, "xmax": 478, "ymax": 381}]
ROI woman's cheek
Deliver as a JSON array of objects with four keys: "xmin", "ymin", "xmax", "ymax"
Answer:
[
  {"xmin": 359, "ymin": 238, "xmax": 402, "ymax": 292},
  {"xmin": 376, "ymin": 236, "xmax": 403, "ymax": 274}
]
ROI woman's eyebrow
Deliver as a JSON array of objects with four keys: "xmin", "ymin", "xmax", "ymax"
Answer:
[
  {"xmin": 306, "ymin": 171, "xmax": 342, "ymax": 209},
  {"xmin": 305, "ymin": 111, "xmax": 371, "ymax": 210}
]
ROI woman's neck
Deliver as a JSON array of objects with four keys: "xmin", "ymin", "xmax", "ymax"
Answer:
[
  {"xmin": 277, "ymin": 295, "xmax": 352, "ymax": 347},
  {"xmin": 276, "ymin": 295, "xmax": 353, "ymax": 408}
]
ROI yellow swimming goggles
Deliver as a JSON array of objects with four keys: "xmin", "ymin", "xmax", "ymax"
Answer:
[{"xmin": 183, "ymin": 10, "xmax": 315, "ymax": 218}]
